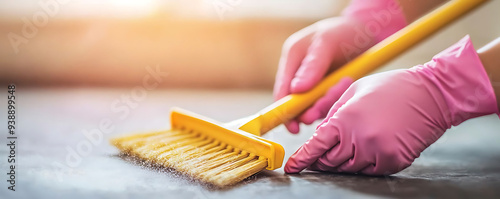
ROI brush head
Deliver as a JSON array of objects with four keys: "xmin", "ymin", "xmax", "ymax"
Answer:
[{"xmin": 110, "ymin": 108, "xmax": 285, "ymax": 187}]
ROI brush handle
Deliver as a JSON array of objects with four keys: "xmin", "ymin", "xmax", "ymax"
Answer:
[{"xmin": 239, "ymin": 0, "xmax": 488, "ymax": 136}]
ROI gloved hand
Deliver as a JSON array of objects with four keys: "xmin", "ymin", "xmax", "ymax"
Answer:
[
  {"xmin": 285, "ymin": 35, "xmax": 500, "ymax": 175},
  {"xmin": 274, "ymin": 0, "xmax": 407, "ymax": 134}
]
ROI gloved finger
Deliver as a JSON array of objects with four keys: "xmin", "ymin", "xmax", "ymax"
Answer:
[
  {"xmin": 284, "ymin": 120, "xmax": 341, "ymax": 173},
  {"xmin": 307, "ymin": 118, "xmax": 353, "ymax": 170},
  {"xmin": 284, "ymin": 78, "xmax": 354, "ymax": 173},
  {"xmin": 300, "ymin": 89, "xmax": 359, "ymax": 171},
  {"xmin": 360, "ymin": 156, "xmax": 411, "ymax": 175},
  {"xmin": 284, "ymin": 120, "xmax": 300, "ymax": 134},
  {"xmin": 273, "ymin": 32, "xmax": 313, "ymax": 101},
  {"xmin": 298, "ymin": 77, "xmax": 353, "ymax": 125},
  {"xmin": 290, "ymin": 34, "xmax": 336, "ymax": 94},
  {"xmin": 333, "ymin": 150, "xmax": 372, "ymax": 173},
  {"xmin": 307, "ymin": 158, "xmax": 335, "ymax": 172}
]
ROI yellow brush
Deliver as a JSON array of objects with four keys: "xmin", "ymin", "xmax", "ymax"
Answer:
[{"xmin": 111, "ymin": 0, "xmax": 487, "ymax": 187}]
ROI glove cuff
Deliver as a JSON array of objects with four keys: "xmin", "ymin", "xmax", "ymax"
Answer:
[
  {"xmin": 342, "ymin": 0, "xmax": 408, "ymax": 43},
  {"xmin": 413, "ymin": 35, "xmax": 500, "ymax": 126}
]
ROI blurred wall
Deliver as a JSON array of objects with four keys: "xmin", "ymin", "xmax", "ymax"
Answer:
[
  {"xmin": 0, "ymin": 0, "xmax": 498, "ymax": 89},
  {"xmin": 0, "ymin": 18, "xmax": 312, "ymax": 88}
]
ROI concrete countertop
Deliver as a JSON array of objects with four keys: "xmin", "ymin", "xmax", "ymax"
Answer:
[{"xmin": 1, "ymin": 88, "xmax": 500, "ymax": 199}]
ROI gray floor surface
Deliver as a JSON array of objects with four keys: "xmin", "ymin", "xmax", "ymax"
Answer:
[{"xmin": 1, "ymin": 88, "xmax": 500, "ymax": 199}]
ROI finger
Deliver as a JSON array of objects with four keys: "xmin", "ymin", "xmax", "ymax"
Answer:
[
  {"xmin": 290, "ymin": 34, "xmax": 336, "ymax": 94},
  {"xmin": 334, "ymin": 151, "xmax": 372, "ymax": 173},
  {"xmin": 359, "ymin": 165, "xmax": 378, "ymax": 175},
  {"xmin": 305, "ymin": 120, "xmax": 353, "ymax": 172},
  {"xmin": 311, "ymin": 106, "xmax": 358, "ymax": 170},
  {"xmin": 298, "ymin": 77, "xmax": 353, "ymax": 124},
  {"xmin": 300, "ymin": 88, "xmax": 359, "ymax": 171},
  {"xmin": 360, "ymin": 158, "xmax": 411, "ymax": 175},
  {"xmin": 284, "ymin": 121, "xmax": 341, "ymax": 173},
  {"xmin": 273, "ymin": 32, "xmax": 313, "ymax": 101},
  {"xmin": 284, "ymin": 120, "xmax": 300, "ymax": 134},
  {"xmin": 307, "ymin": 159, "xmax": 334, "ymax": 172},
  {"xmin": 285, "ymin": 80, "xmax": 355, "ymax": 173}
]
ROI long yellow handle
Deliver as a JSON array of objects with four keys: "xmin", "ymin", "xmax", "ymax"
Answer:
[{"xmin": 239, "ymin": 0, "xmax": 488, "ymax": 136}]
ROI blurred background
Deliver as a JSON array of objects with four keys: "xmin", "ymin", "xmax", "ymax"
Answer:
[{"xmin": 0, "ymin": 0, "xmax": 499, "ymax": 89}]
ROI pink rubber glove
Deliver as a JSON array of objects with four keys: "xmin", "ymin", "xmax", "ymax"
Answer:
[
  {"xmin": 274, "ymin": 0, "xmax": 407, "ymax": 134},
  {"xmin": 285, "ymin": 35, "xmax": 500, "ymax": 175}
]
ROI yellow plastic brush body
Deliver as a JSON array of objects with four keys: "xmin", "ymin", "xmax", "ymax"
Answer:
[{"xmin": 170, "ymin": 108, "xmax": 285, "ymax": 170}]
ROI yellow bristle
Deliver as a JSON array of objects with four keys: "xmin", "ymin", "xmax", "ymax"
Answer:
[
  {"xmin": 111, "ymin": 129, "xmax": 268, "ymax": 187},
  {"xmin": 212, "ymin": 157, "xmax": 268, "ymax": 186},
  {"xmin": 199, "ymin": 153, "xmax": 251, "ymax": 178}
]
